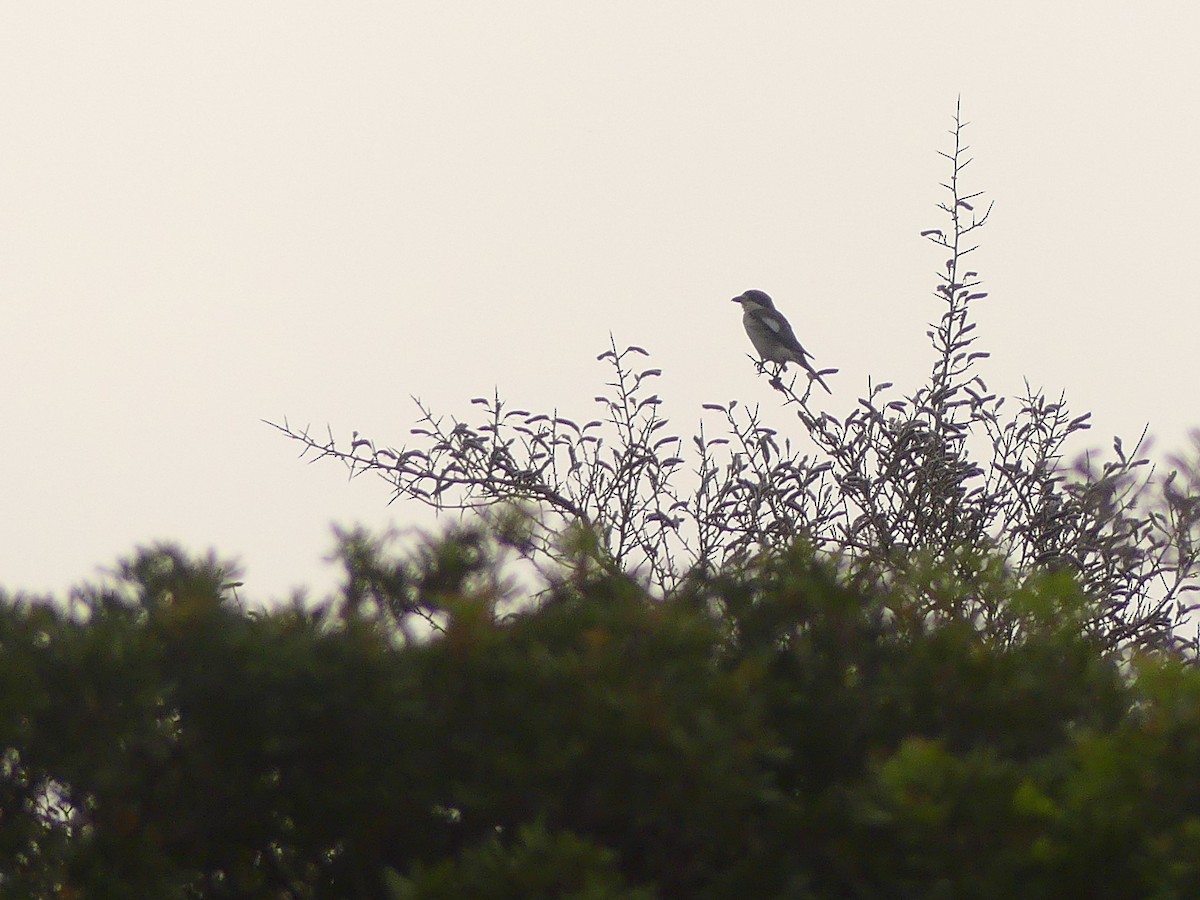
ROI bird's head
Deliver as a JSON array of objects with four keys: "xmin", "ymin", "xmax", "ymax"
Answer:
[{"xmin": 731, "ymin": 289, "xmax": 775, "ymax": 310}]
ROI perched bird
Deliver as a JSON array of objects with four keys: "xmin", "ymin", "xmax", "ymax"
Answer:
[{"xmin": 731, "ymin": 289, "xmax": 831, "ymax": 393}]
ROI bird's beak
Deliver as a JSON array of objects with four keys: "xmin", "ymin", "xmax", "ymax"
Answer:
[{"xmin": 730, "ymin": 296, "xmax": 743, "ymax": 304}]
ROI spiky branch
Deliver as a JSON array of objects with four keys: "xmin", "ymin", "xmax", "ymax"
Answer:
[{"xmin": 270, "ymin": 104, "xmax": 1200, "ymax": 652}]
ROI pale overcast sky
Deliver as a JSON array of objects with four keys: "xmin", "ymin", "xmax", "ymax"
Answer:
[{"xmin": 3, "ymin": 3, "xmax": 1198, "ymax": 600}]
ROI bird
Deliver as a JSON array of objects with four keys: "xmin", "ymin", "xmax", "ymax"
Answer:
[{"xmin": 731, "ymin": 289, "xmax": 831, "ymax": 393}]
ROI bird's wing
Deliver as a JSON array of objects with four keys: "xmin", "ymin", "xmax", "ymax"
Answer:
[{"xmin": 757, "ymin": 309, "xmax": 811, "ymax": 360}]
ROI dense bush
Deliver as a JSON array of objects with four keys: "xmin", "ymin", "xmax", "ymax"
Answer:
[{"xmin": 3, "ymin": 532, "xmax": 1200, "ymax": 898}]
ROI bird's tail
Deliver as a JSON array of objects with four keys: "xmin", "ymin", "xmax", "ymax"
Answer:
[{"xmin": 791, "ymin": 358, "xmax": 832, "ymax": 394}]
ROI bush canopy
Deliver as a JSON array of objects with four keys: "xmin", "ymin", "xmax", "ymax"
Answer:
[{"xmin": 3, "ymin": 533, "xmax": 1200, "ymax": 898}]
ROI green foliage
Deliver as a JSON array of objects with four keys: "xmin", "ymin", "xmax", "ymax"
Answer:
[
  {"xmin": 3, "ymin": 532, "xmax": 1200, "ymax": 897},
  {"xmin": 386, "ymin": 823, "xmax": 655, "ymax": 900}
]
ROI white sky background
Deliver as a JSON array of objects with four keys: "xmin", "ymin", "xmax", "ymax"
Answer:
[{"xmin": 2, "ymin": 3, "xmax": 1198, "ymax": 601}]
